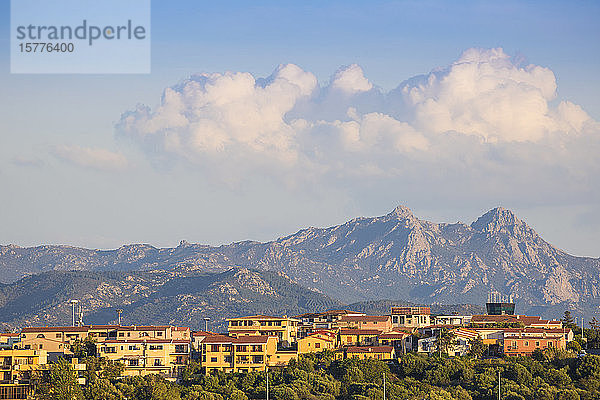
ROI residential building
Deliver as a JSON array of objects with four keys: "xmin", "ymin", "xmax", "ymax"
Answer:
[
  {"xmin": 98, "ymin": 338, "xmax": 190, "ymax": 380},
  {"xmin": 298, "ymin": 331, "xmax": 336, "ymax": 354},
  {"xmin": 227, "ymin": 315, "xmax": 300, "ymax": 345},
  {"xmin": 336, "ymin": 315, "xmax": 392, "ymax": 332},
  {"xmin": 390, "ymin": 307, "xmax": 431, "ymax": 328},
  {"xmin": 339, "ymin": 329, "xmax": 381, "ymax": 346},
  {"xmin": 0, "ymin": 333, "xmax": 20, "ymax": 350},
  {"xmin": 201, "ymin": 334, "xmax": 295, "ymax": 373},
  {"xmin": 502, "ymin": 328, "xmax": 569, "ymax": 356},
  {"xmin": 434, "ymin": 315, "xmax": 472, "ymax": 326},
  {"xmin": 335, "ymin": 346, "xmax": 395, "ymax": 361},
  {"xmin": 378, "ymin": 331, "xmax": 411, "ymax": 354},
  {"xmin": 295, "ymin": 310, "xmax": 365, "ymax": 338}
]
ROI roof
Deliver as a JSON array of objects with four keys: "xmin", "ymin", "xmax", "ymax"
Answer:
[
  {"xmin": 339, "ymin": 329, "xmax": 382, "ymax": 335},
  {"xmin": 379, "ymin": 332, "xmax": 409, "ymax": 339},
  {"xmin": 345, "ymin": 346, "xmax": 394, "ymax": 353},
  {"xmin": 191, "ymin": 331, "xmax": 216, "ymax": 337},
  {"xmin": 228, "ymin": 315, "xmax": 291, "ymax": 321},
  {"xmin": 0, "ymin": 333, "xmax": 20, "ymax": 337},
  {"xmin": 340, "ymin": 315, "xmax": 390, "ymax": 323},
  {"xmin": 22, "ymin": 327, "xmax": 89, "ymax": 333}
]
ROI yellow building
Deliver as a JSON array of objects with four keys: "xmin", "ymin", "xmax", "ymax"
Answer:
[
  {"xmin": 390, "ymin": 307, "xmax": 431, "ymax": 329},
  {"xmin": 98, "ymin": 338, "xmax": 190, "ymax": 380},
  {"xmin": 19, "ymin": 325, "xmax": 191, "ymax": 361},
  {"xmin": 335, "ymin": 346, "xmax": 396, "ymax": 361},
  {"xmin": 201, "ymin": 334, "xmax": 297, "ymax": 373},
  {"xmin": 339, "ymin": 329, "xmax": 381, "ymax": 346},
  {"xmin": 0, "ymin": 333, "xmax": 20, "ymax": 350},
  {"xmin": 298, "ymin": 331, "xmax": 337, "ymax": 354},
  {"xmin": 227, "ymin": 315, "xmax": 300, "ymax": 345}
]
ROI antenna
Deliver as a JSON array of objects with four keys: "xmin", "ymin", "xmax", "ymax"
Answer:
[
  {"xmin": 203, "ymin": 317, "xmax": 210, "ymax": 332},
  {"xmin": 78, "ymin": 305, "xmax": 84, "ymax": 327},
  {"xmin": 116, "ymin": 309, "xmax": 123, "ymax": 326},
  {"xmin": 69, "ymin": 300, "xmax": 79, "ymax": 327}
]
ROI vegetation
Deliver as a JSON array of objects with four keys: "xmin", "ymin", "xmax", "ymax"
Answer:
[{"xmin": 33, "ymin": 349, "xmax": 600, "ymax": 400}]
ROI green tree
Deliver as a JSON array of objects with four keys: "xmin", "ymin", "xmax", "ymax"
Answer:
[
  {"xmin": 468, "ymin": 337, "xmax": 486, "ymax": 359},
  {"xmin": 562, "ymin": 310, "xmax": 577, "ymax": 330},
  {"xmin": 36, "ymin": 358, "xmax": 84, "ymax": 400}
]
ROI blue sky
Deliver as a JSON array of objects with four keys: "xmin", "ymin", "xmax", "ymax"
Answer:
[{"xmin": 1, "ymin": 1, "xmax": 599, "ymax": 256}]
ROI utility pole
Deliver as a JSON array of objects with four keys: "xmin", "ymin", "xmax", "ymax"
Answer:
[
  {"xmin": 498, "ymin": 370, "xmax": 501, "ymax": 400},
  {"xmin": 582, "ymin": 316, "xmax": 585, "ymax": 350},
  {"xmin": 266, "ymin": 367, "xmax": 269, "ymax": 400},
  {"xmin": 116, "ymin": 309, "xmax": 123, "ymax": 326},
  {"xmin": 383, "ymin": 371, "xmax": 386, "ymax": 400},
  {"xmin": 203, "ymin": 317, "xmax": 210, "ymax": 332},
  {"xmin": 70, "ymin": 300, "xmax": 79, "ymax": 327}
]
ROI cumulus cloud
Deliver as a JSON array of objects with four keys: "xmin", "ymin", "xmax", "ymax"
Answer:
[
  {"xmin": 116, "ymin": 48, "xmax": 599, "ymax": 205},
  {"xmin": 53, "ymin": 145, "xmax": 129, "ymax": 171}
]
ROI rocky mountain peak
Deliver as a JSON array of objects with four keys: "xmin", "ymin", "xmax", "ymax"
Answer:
[
  {"xmin": 387, "ymin": 205, "xmax": 417, "ymax": 221},
  {"xmin": 471, "ymin": 207, "xmax": 523, "ymax": 234}
]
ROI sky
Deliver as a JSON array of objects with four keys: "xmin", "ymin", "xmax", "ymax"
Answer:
[{"xmin": 0, "ymin": 0, "xmax": 599, "ymax": 257}]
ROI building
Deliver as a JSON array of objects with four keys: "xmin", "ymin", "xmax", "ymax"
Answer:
[
  {"xmin": 470, "ymin": 315, "xmax": 563, "ymax": 329},
  {"xmin": 201, "ymin": 334, "xmax": 295, "ymax": 373},
  {"xmin": 339, "ymin": 329, "xmax": 381, "ymax": 346},
  {"xmin": 295, "ymin": 310, "xmax": 365, "ymax": 333},
  {"xmin": 390, "ymin": 307, "xmax": 431, "ymax": 328},
  {"xmin": 0, "ymin": 333, "xmax": 20, "ymax": 350},
  {"xmin": 298, "ymin": 331, "xmax": 337, "ymax": 354},
  {"xmin": 98, "ymin": 338, "xmax": 190, "ymax": 380},
  {"xmin": 502, "ymin": 328, "xmax": 569, "ymax": 356},
  {"xmin": 378, "ymin": 331, "xmax": 411, "ymax": 355},
  {"xmin": 448, "ymin": 328, "xmax": 480, "ymax": 356},
  {"xmin": 337, "ymin": 315, "xmax": 392, "ymax": 332},
  {"xmin": 434, "ymin": 315, "xmax": 472, "ymax": 326},
  {"xmin": 335, "ymin": 346, "xmax": 395, "ymax": 361},
  {"xmin": 227, "ymin": 315, "xmax": 300, "ymax": 345}
]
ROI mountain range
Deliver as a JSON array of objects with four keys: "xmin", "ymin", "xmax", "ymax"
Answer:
[{"xmin": 1, "ymin": 206, "xmax": 598, "ymax": 327}]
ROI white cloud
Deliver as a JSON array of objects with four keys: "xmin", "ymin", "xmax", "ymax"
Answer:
[
  {"xmin": 116, "ymin": 48, "xmax": 599, "ymax": 205},
  {"xmin": 53, "ymin": 145, "xmax": 128, "ymax": 171}
]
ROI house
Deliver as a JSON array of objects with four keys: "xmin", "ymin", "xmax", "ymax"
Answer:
[
  {"xmin": 201, "ymin": 334, "xmax": 295, "ymax": 373},
  {"xmin": 335, "ymin": 346, "xmax": 396, "ymax": 361},
  {"xmin": 434, "ymin": 315, "xmax": 472, "ymax": 326},
  {"xmin": 339, "ymin": 329, "xmax": 381, "ymax": 346},
  {"xmin": 390, "ymin": 307, "xmax": 431, "ymax": 328},
  {"xmin": 295, "ymin": 310, "xmax": 366, "ymax": 337},
  {"xmin": 298, "ymin": 331, "xmax": 337, "ymax": 354},
  {"xmin": 0, "ymin": 333, "xmax": 20, "ymax": 350},
  {"xmin": 448, "ymin": 328, "xmax": 480, "ymax": 356},
  {"xmin": 227, "ymin": 315, "xmax": 300, "ymax": 345},
  {"xmin": 502, "ymin": 328, "xmax": 569, "ymax": 356},
  {"xmin": 98, "ymin": 338, "xmax": 190, "ymax": 380},
  {"xmin": 377, "ymin": 331, "xmax": 411, "ymax": 355},
  {"xmin": 337, "ymin": 315, "xmax": 392, "ymax": 332}
]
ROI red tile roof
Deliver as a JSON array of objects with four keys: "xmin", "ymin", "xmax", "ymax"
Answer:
[
  {"xmin": 345, "ymin": 346, "xmax": 394, "ymax": 353},
  {"xmin": 340, "ymin": 329, "xmax": 382, "ymax": 335},
  {"xmin": 340, "ymin": 315, "xmax": 390, "ymax": 323}
]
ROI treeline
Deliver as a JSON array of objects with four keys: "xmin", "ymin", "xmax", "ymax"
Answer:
[{"xmin": 35, "ymin": 349, "xmax": 600, "ymax": 400}]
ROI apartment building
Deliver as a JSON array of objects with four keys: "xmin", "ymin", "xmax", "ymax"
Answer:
[
  {"xmin": 390, "ymin": 307, "xmax": 431, "ymax": 328},
  {"xmin": 295, "ymin": 310, "xmax": 366, "ymax": 337},
  {"xmin": 502, "ymin": 328, "xmax": 569, "ymax": 356},
  {"xmin": 201, "ymin": 334, "xmax": 286, "ymax": 373},
  {"xmin": 298, "ymin": 331, "xmax": 337, "ymax": 354},
  {"xmin": 227, "ymin": 315, "xmax": 300, "ymax": 345},
  {"xmin": 0, "ymin": 333, "xmax": 20, "ymax": 350},
  {"xmin": 378, "ymin": 331, "xmax": 411, "ymax": 354},
  {"xmin": 98, "ymin": 338, "xmax": 190, "ymax": 380},
  {"xmin": 337, "ymin": 315, "xmax": 392, "ymax": 332},
  {"xmin": 434, "ymin": 315, "xmax": 472, "ymax": 326},
  {"xmin": 335, "ymin": 346, "xmax": 395, "ymax": 361},
  {"xmin": 338, "ymin": 329, "xmax": 381, "ymax": 346},
  {"xmin": 0, "ymin": 349, "xmax": 47, "ymax": 400}
]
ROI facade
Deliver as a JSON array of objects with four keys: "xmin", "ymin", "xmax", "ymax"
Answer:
[
  {"xmin": 201, "ymin": 334, "xmax": 285, "ymax": 373},
  {"xmin": 434, "ymin": 315, "xmax": 472, "ymax": 326},
  {"xmin": 298, "ymin": 331, "xmax": 337, "ymax": 354},
  {"xmin": 0, "ymin": 333, "xmax": 20, "ymax": 350},
  {"xmin": 339, "ymin": 329, "xmax": 381, "ymax": 346},
  {"xmin": 390, "ymin": 307, "xmax": 431, "ymax": 328},
  {"xmin": 337, "ymin": 315, "xmax": 392, "ymax": 332},
  {"xmin": 336, "ymin": 346, "xmax": 395, "ymax": 361},
  {"xmin": 502, "ymin": 328, "xmax": 569, "ymax": 356},
  {"xmin": 0, "ymin": 349, "xmax": 47, "ymax": 400},
  {"xmin": 378, "ymin": 331, "xmax": 411, "ymax": 354},
  {"xmin": 227, "ymin": 315, "xmax": 300, "ymax": 345}
]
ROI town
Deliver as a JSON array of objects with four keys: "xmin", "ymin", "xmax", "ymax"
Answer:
[{"xmin": 1, "ymin": 294, "xmax": 591, "ymax": 399}]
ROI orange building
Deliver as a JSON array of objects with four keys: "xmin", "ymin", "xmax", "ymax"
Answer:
[
  {"xmin": 335, "ymin": 346, "xmax": 395, "ymax": 361},
  {"xmin": 337, "ymin": 315, "xmax": 392, "ymax": 332},
  {"xmin": 339, "ymin": 329, "xmax": 381, "ymax": 346},
  {"xmin": 502, "ymin": 328, "xmax": 569, "ymax": 356}
]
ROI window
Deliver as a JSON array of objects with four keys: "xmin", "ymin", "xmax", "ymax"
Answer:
[
  {"xmin": 237, "ymin": 346, "xmax": 248, "ymax": 352},
  {"xmin": 252, "ymin": 355, "xmax": 263, "ymax": 364},
  {"xmin": 55, "ymin": 334, "xmax": 61, "ymax": 338},
  {"xmin": 548, "ymin": 341, "xmax": 553, "ymax": 348},
  {"xmin": 224, "ymin": 356, "xmax": 232, "ymax": 363},
  {"xmin": 210, "ymin": 344, "xmax": 220, "ymax": 352},
  {"xmin": 210, "ymin": 357, "xmax": 217, "ymax": 363},
  {"xmin": 39, "ymin": 344, "xmax": 43, "ymax": 349},
  {"xmin": 525, "ymin": 341, "xmax": 529, "ymax": 346},
  {"xmin": 149, "ymin": 345, "xmax": 163, "ymax": 350},
  {"xmin": 129, "ymin": 359, "xmax": 139, "ymax": 366},
  {"xmin": 103, "ymin": 347, "xmax": 116, "ymax": 353},
  {"xmin": 315, "ymin": 343, "xmax": 321, "ymax": 349},
  {"xmin": 128, "ymin": 345, "xmax": 139, "ymax": 351},
  {"xmin": 153, "ymin": 359, "xmax": 163, "ymax": 366},
  {"xmin": 36, "ymin": 334, "xmax": 45, "ymax": 338},
  {"xmin": 140, "ymin": 332, "xmax": 149, "ymax": 337},
  {"xmin": 231, "ymin": 321, "xmax": 238, "ymax": 326},
  {"xmin": 251, "ymin": 345, "xmax": 262, "ymax": 352},
  {"xmin": 119, "ymin": 333, "xmax": 125, "ymax": 337},
  {"xmin": 157, "ymin": 332, "xmax": 163, "ymax": 336},
  {"xmin": 535, "ymin": 341, "xmax": 540, "ymax": 347}
]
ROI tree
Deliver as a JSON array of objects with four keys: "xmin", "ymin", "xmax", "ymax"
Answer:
[
  {"xmin": 562, "ymin": 311, "xmax": 577, "ymax": 330},
  {"xmin": 69, "ymin": 336, "xmax": 97, "ymax": 359},
  {"xmin": 436, "ymin": 329, "xmax": 456, "ymax": 355},
  {"xmin": 467, "ymin": 337, "xmax": 486, "ymax": 359},
  {"xmin": 36, "ymin": 358, "xmax": 84, "ymax": 400}
]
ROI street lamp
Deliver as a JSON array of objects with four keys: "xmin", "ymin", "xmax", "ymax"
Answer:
[{"xmin": 203, "ymin": 317, "xmax": 210, "ymax": 332}]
